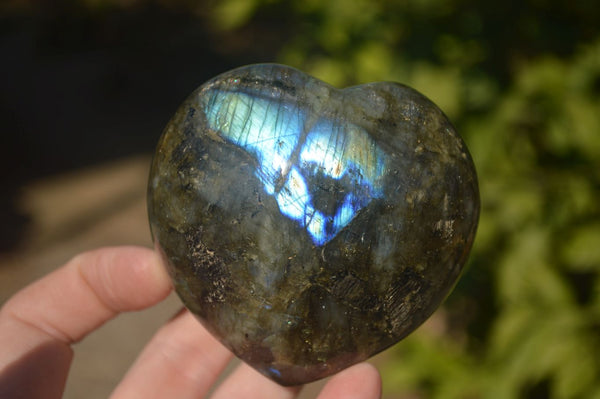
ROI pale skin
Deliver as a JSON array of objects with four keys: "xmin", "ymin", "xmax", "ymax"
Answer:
[{"xmin": 0, "ymin": 246, "xmax": 382, "ymax": 399}]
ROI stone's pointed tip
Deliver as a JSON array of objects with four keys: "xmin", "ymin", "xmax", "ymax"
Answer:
[{"xmin": 148, "ymin": 63, "xmax": 479, "ymax": 385}]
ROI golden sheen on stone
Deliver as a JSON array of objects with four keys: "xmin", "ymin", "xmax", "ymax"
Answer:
[{"xmin": 147, "ymin": 64, "xmax": 479, "ymax": 385}]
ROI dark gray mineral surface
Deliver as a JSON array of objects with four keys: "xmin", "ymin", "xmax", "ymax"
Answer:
[{"xmin": 147, "ymin": 64, "xmax": 479, "ymax": 385}]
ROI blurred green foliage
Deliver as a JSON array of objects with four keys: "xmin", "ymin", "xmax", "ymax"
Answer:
[{"xmin": 209, "ymin": 0, "xmax": 600, "ymax": 398}]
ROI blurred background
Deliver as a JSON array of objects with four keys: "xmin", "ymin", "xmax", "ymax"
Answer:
[{"xmin": 1, "ymin": 0, "xmax": 599, "ymax": 398}]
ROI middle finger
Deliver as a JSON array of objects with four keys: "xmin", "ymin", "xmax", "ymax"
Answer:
[
  {"xmin": 110, "ymin": 310, "xmax": 232, "ymax": 399},
  {"xmin": 210, "ymin": 361, "xmax": 301, "ymax": 399}
]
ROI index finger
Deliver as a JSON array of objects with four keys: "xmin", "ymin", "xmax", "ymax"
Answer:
[{"xmin": 0, "ymin": 246, "xmax": 172, "ymax": 362}]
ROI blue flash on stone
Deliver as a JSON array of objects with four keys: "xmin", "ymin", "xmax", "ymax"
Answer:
[
  {"xmin": 204, "ymin": 89, "xmax": 386, "ymax": 245},
  {"xmin": 204, "ymin": 91, "xmax": 301, "ymax": 195}
]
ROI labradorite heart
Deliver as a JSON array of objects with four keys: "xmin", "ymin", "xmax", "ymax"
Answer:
[{"xmin": 147, "ymin": 64, "xmax": 479, "ymax": 385}]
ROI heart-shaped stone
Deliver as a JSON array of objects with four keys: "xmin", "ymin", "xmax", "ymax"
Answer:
[{"xmin": 147, "ymin": 64, "xmax": 479, "ymax": 385}]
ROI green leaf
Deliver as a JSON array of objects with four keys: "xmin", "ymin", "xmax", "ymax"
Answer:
[
  {"xmin": 212, "ymin": 0, "xmax": 262, "ymax": 30},
  {"xmin": 562, "ymin": 223, "xmax": 600, "ymax": 271}
]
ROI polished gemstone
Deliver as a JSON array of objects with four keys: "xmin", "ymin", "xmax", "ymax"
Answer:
[{"xmin": 147, "ymin": 64, "xmax": 479, "ymax": 385}]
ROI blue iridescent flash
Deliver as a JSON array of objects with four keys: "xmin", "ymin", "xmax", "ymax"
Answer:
[{"xmin": 204, "ymin": 89, "xmax": 386, "ymax": 245}]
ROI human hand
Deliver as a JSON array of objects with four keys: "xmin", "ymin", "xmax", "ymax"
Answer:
[{"xmin": 0, "ymin": 246, "xmax": 382, "ymax": 399}]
